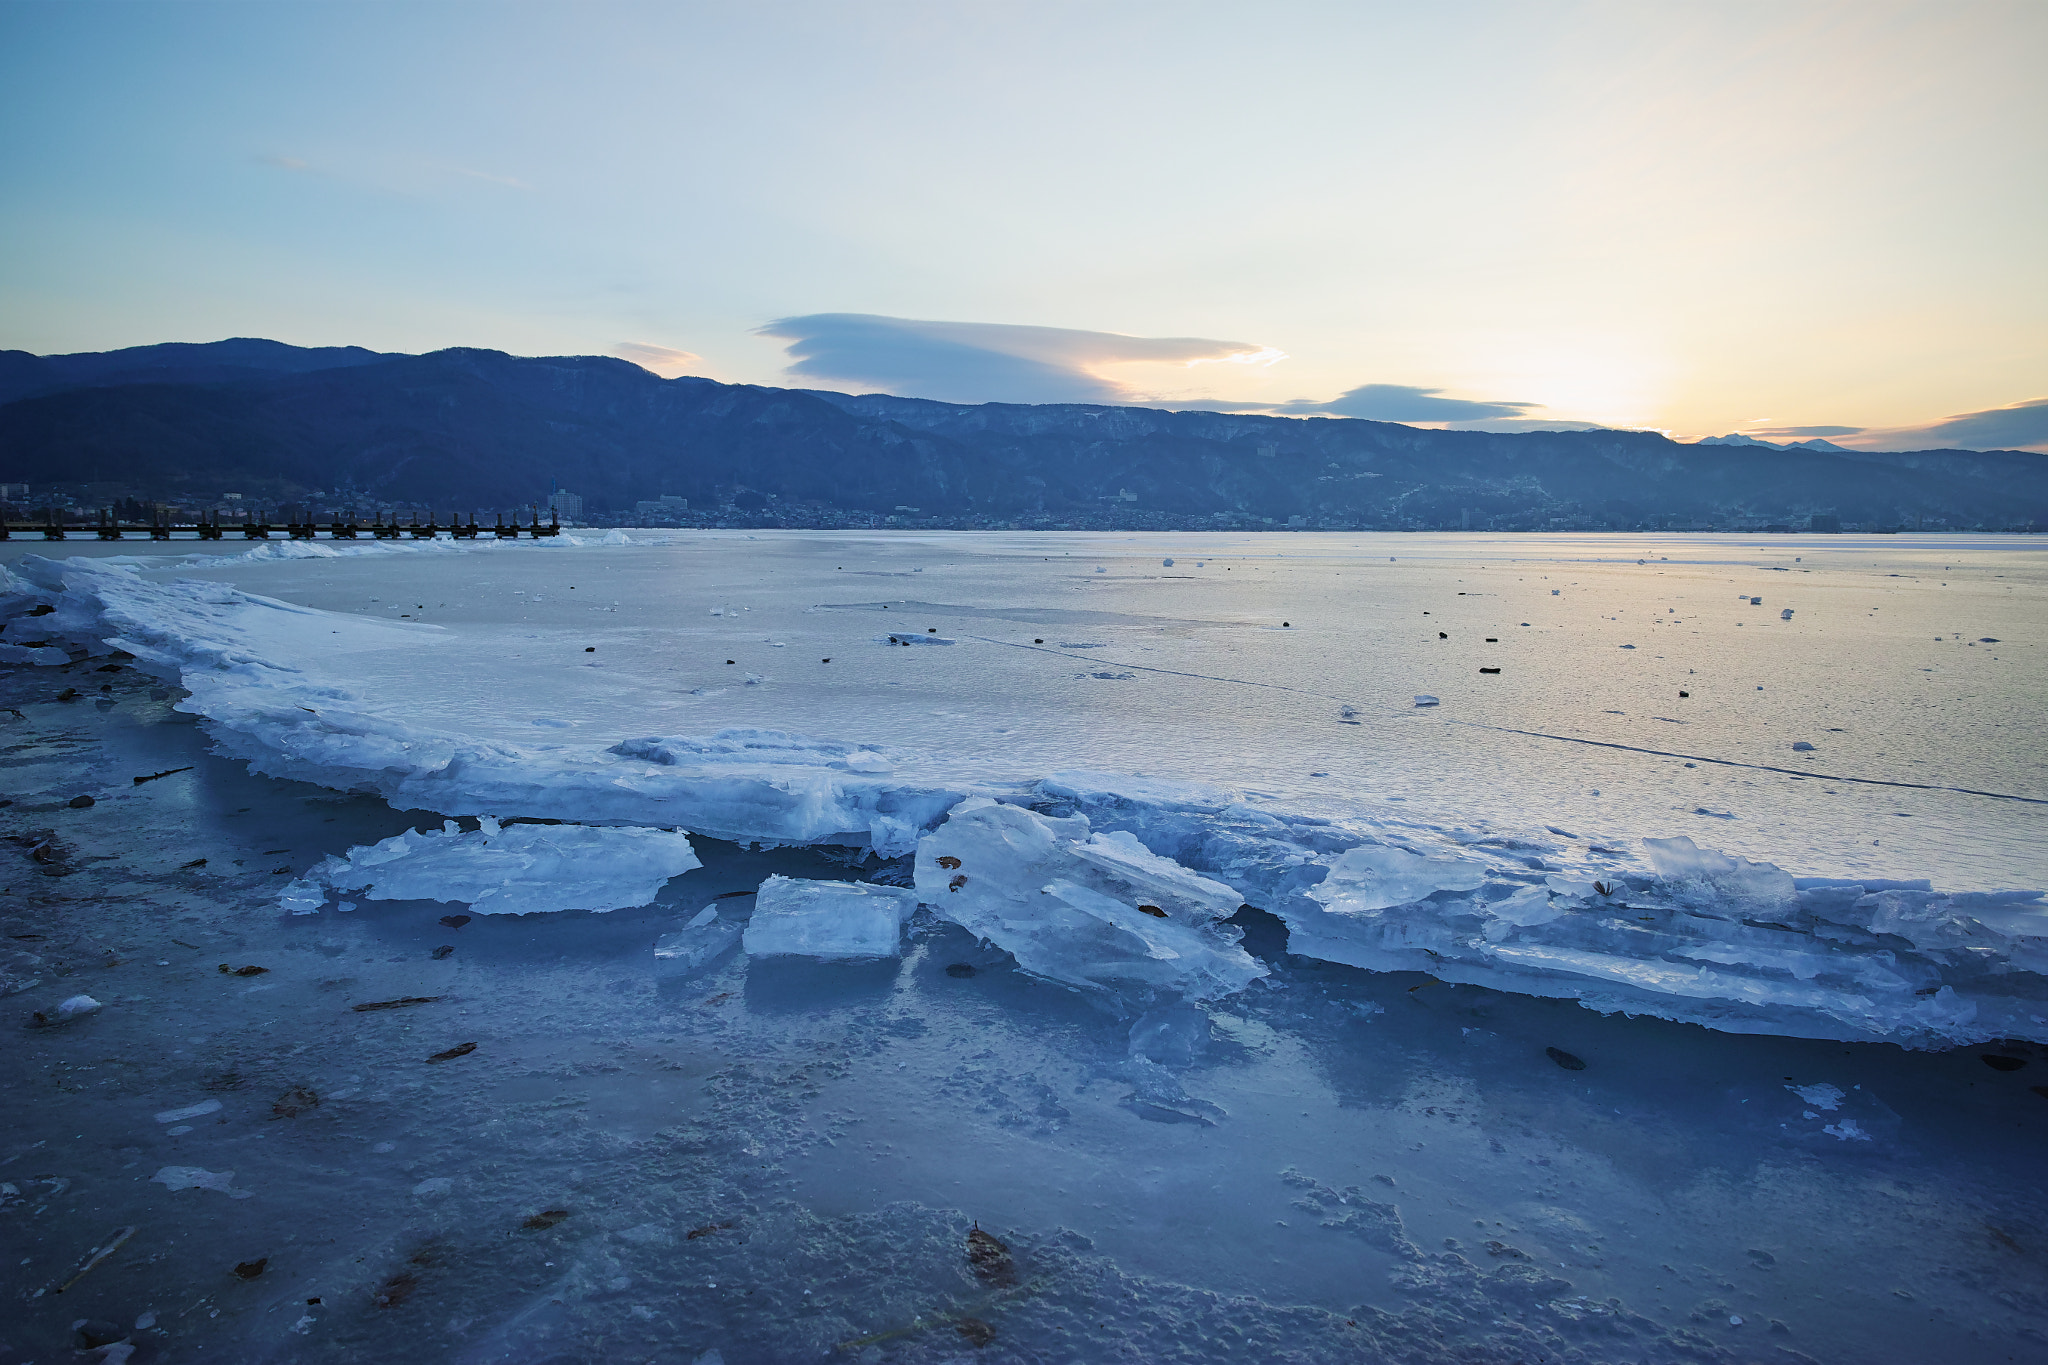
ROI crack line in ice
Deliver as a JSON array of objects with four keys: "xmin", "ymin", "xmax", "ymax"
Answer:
[
  {"xmin": 974, "ymin": 637, "xmax": 2048, "ymax": 806},
  {"xmin": 966, "ymin": 636, "xmax": 1356, "ymax": 700},
  {"xmin": 1446, "ymin": 722, "xmax": 2048, "ymax": 806}
]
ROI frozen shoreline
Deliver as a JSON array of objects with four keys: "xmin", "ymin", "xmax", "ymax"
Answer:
[
  {"xmin": 5, "ymin": 537, "xmax": 2048, "ymax": 1364},
  {"xmin": 5, "ymin": 542, "xmax": 2045, "ymax": 1047}
]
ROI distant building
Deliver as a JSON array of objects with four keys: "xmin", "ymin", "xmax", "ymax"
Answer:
[
  {"xmin": 0, "ymin": 483, "xmax": 26, "ymax": 502},
  {"xmin": 547, "ymin": 490, "xmax": 585, "ymax": 519},
  {"xmin": 631, "ymin": 494, "xmax": 686, "ymax": 519},
  {"xmin": 1809, "ymin": 513, "xmax": 1841, "ymax": 532}
]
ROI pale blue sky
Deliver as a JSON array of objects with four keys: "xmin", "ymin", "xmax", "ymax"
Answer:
[{"xmin": 2, "ymin": 1, "xmax": 2043, "ymax": 447}]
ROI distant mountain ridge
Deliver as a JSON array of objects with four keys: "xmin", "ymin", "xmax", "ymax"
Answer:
[
  {"xmin": 1697, "ymin": 432, "xmax": 1855, "ymax": 453},
  {"xmin": 0, "ymin": 338, "xmax": 395, "ymax": 407},
  {"xmin": 0, "ymin": 339, "xmax": 2040, "ymax": 529}
]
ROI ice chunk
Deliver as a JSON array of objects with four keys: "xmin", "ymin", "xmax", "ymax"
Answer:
[
  {"xmin": 1128, "ymin": 1004, "xmax": 1208, "ymax": 1066},
  {"xmin": 741, "ymin": 876, "xmax": 918, "ymax": 958},
  {"xmin": 150, "ymin": 1166, "xmax": 251, "ymax": 1198},
  {"xmin": 1641, "ymin": 836, "xmax": 1795, "ymax": 912},
  {"xmin": 1308, "ymin": 845, "xmax": 1489, "ymax": 915},
  {"xmin": 295, "ymin": 819, "xmax": 700, "ymax": 914},
  {"xmin": 914, "ymin": 798, "xmax": 1262, "ymax": 1001},
  {"xmin": 1068, "ymin": 829, "xmax": 1246, "ymax": 918},
  {"xmin": 654, "ymin": 904, "xmax": 745, "ymax": 973},
  {"xmin": 1788, "ymin": 1082, "xmax": 1844, "ymax": 1110},
  {"xmin": 613, "ymin": 730, "xmax": 961, "ymax": 857},
  {"xmin": 155, "ymin": 1099, "xmax": 221, "ymax": 1124},
  {"xmin": 1413, "ymin": 694, "xmax": 1439, "ymax": 707},
  {"xmin": 1481, "ymin": 884, "xmax": 1569, "ymax": 932},
  {"xmin": 56, "ymin": 994, "xmax": 104, "ymax": 1021},
  {"xmin": 277, "ymin": 879, "xmax": 328, "ymax": 916}
]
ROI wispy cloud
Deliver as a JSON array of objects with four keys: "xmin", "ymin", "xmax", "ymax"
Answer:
[
  {"xmin": 257, "ymin": 154, "xmax": 312, "ymax": 172},
  {"xmin": 615, "ymin": 342, "xmax": 705, "ymax": 378},
  {"xmin": 454, "ymin": 167, "xmax": 532, "ymax": 191},
  {"xmin": 1749, "ymin": 424, "xmax": 1866, "ymax": 438},
  {"xmin": 758, "ymin": 313, "xmax": 1279, "ymax": 405}
]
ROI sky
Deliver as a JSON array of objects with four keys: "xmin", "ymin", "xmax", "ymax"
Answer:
[{"xmin": 1, "ymin": 1, "xmax": 2042, "ymax": 450}]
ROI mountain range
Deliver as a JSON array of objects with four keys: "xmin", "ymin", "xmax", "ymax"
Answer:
[{"xmin": 1, "ymin": 339, "xmax": 2041, "ymax": 530}]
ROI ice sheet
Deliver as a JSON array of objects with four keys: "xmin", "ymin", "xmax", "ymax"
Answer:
[
  {"xmin": 5, "ymin": 643, "xmax": 2046, "ymax": 1365},
  {"xmin": 6, "ymin": 534, "xmax": 2045, "ymax": 1045}
]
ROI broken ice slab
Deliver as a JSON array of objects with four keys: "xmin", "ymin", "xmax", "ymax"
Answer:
[
  {"xmin": 914, "ymin": 798, "xmax": 1263, "ymax": 1002},
  {"xmin": 1307, "ymin": 845, "xmax": 1489, "ymax": 915},
  {"xmin": 740, "ymin": 876, "xmax": 918, "ymax": 959},
  {"xmin": 154, "ymin": 1099, "xmax": 221, "ymax": 1124},
  {"xmin": 277, "ymin": 878, "xmax": 328, "ymax": 916},
  {"xmin": 653, "ymin": 904, "xmax": 744, "ymax": 975},
  {"xmin": 1278, "ymin": 831, "xmax": 2048, "ymax": 1046},
  {"xmin": 283, "ymin": 816, "xmax": 700, "ymax": 914},
  {"xmin": 1640, "ymin": 835, "xmax": 1796, "ymax": 911}
]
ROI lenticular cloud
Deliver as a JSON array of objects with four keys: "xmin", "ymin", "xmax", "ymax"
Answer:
[{"xmin": 759, "ymin": 312, "xmax": 1276, "ymax": 405}]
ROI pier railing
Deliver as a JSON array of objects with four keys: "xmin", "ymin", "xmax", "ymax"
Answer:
[{"xmin": 0, "ymin": 508, "xmax": 564, "ymax": 542}]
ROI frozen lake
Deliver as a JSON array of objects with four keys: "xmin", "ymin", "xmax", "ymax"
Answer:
[
  {"xmin": 3, "ymin": 530, "xmax": 2045, "ymax": 1363},
  {"xmin": 147, "ymin": 528, "xmax": 2044, "ymax": 889}
]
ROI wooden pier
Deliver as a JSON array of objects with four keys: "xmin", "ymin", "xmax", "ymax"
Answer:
[{"xmin": 0, "ymin": 509, "xmax": 563, "ymax": 542}]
